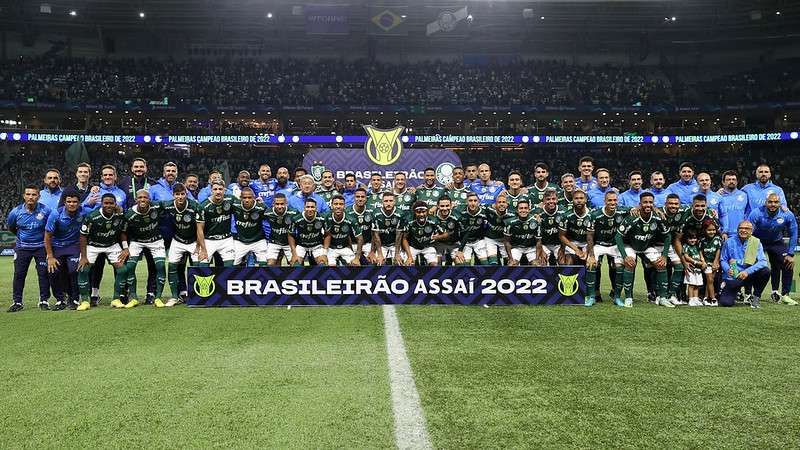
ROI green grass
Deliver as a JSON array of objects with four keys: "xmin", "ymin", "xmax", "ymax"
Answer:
[
  {"xmin": 2, "ymin": 258, "xmax": 800, "ymax": 448},
  {"xmin": 0, "ymin": 261, "xmax": 393, "ymax": 448}
]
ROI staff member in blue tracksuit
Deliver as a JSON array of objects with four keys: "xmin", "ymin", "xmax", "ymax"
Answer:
[
  {"xmin": 44, "ymin": 192, "xmax": 84, "ymax": 310},
  {"xmin": 742, "ymin": 163, "xmax": 787, "ymax": 211},
  {"xmin": 749, "ymin": 192, "xmax": 798, "ymax": 305},
  {"xmin": 39, "ymin": 169, "xmax": 63, "ymax": 211},
  {"xmin": 665, "ymin": 162, "xmax": 700, "ymax": 205},
  {"xmin": 618, "ymin": 171, "xmax": 645, "ymax": 208},
  {"xmin": 7, "ymin": 185, "xmax": 52, "ymax": 312},
  {"xmin": 718, "ymin": 170, "xmax": 750, "ymax": 240}
]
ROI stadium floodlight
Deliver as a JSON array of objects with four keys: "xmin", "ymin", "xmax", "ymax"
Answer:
[
  {"xmin": 776, "ymin": 11, "xmax": 781, "ymax": 15},
  {"xmin": 540, "ymin": 16, "xmax": 545, "ymax": 20},
  {"xmin": 266, "ymin": 12, "xmax": 273, "ymax": 19},
  {"xmin": 138, "ymin": 11, "xmax": 145, "ymax": 18},
  {"xmin": 790, "ymin": 132, "xmax": 798, "ymax": 140},
  {"xmin": 69, "ymin": 10, "xmax": 77, "ymax": 16}
]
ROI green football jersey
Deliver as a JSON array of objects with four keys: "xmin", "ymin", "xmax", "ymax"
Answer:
[
  {"xmin": 161, "ymin": 199, "xmax": 201, "ymax": 244},
  {"xmin": 701, "ymin": 235, "xmax": 722, "ymax": 263},
  {"xmin": 264, "ymin": 209, "xmax": 295, "ymax": 246},
  {"xmin": 199, "ymin": 198, "xmax": 234, "ymax": 240},
  {"xmin": 400, "ymin": 217, "xmax": 443, "ymax": 250},
  {"xmin": 558, "ymin": 207, "xmax": 594, "ymax": 244},
  {"xmin": 527, "ymin": 182, "xmax": 562, "ymax": 205},
  {"xmin": 124, "ymin": 203, "xmax": 164, "ymax": 243},
  {"xmin": 684, "ymin": 243, "xmax": 702, "ymax": 261},
  {"xmin": 292, "ymin": 213, "xmax": 326, "ymax": 247},
  {"xmin": 589, "ymin": 207, "xmax": 628, "ymax": 246},
  {"xmin": 616, "ymin": 213, "xmax": 668, "ymax": 252},
  {"xmin": 484, "ymin": 207, "xmax": 513, "ymax": 240},
  {"xmin": 415, "ymin": 185, "xmax": 446, "ymax": 209},
  {"xmin": 504, "ymin": 191, "xmax": 531, "ymax": 215},
  {"xmin": 393, "ymin": 190, "xmax": 416, "ymax": 218},
  {"xmin": 447, "ymin": 186, "xmax": 471, "ymax": 212},
  {"xmin": 80, "ymin": 209, "xmax": 125, "ymax": 248},
  {"xmin": 372, "ymin": 208, "xmax": 403, "ymax": 248},
  {"xmin": 365, "ymin": 189, "xmax": 384, "ymax": 211},
  {"xmin": 533, "ymin": 206, "xmax": 563, "ymax": 246},
  {"xmin": 232, "ymin": 203, "xmax": 267, "ymax": 244},
  {"xmin": 459, "ymin": 207, "xmax": 487, "ymax": 246},
  {"xmin": 661, "ymin": 205, "xmax": 690, "ymax": 235},
  {"xmin": 504, "ymin": 215, "xmax": 540, "ymax": 248},
  {"xmin": 558, "ymin": 192, "xmax": 574, "ymax": 210},
  {"xmin": 683, "ymin": 209, "xmax": 720, "ymax": 236},
  {"xmin": 315, "ymin": 187, "xmax": 337, "ymax": 207},
  {"xmin": 346, "ymin": 206, "xmax": 375, "ymax": 244},
  {"xmin": 431, "ymin": 211, "xmax": 461, "ymax": 245},
  {"xmin": 325, "ymin": 213, "xmax": 357, "ymax": 249}
]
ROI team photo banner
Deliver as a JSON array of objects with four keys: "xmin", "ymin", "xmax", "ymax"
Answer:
[{"xmin": 187, "ymin": 266, "xmax": 586, "ymax": 307}]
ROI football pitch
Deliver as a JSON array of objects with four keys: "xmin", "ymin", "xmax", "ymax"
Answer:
[{"xmin": 1, "ymin": 258, "xmax": 799, "ymax": 448}]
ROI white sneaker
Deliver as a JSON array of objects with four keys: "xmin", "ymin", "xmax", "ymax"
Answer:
[
  {"xmin": 702, "ymin": 298, "xmax": 714, "ymax": 306},
  {"xmin": 165, "ymin": 298, "xmax": 179, "ymax": 307},
  {"xmin": 668, "ymin": 295, "xmax": 682, "ymax": 306},
  {"xmin": 657, "ymin": 297, "xmax": 676, "ymax": 308},
  {"xmin": 688, "ymin": 298, "xmax": 704, "ymax": 307},
  {"xmin": 624, "ymin": 298, "xmax": 634, "ymax": 308}
]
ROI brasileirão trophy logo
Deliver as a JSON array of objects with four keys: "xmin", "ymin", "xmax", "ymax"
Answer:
[{"xmin": 363, "ymin": 125, "xmax": 404, "ymax": 166}]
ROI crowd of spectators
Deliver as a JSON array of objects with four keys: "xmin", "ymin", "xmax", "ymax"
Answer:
[
  {"xmin": 1, "ymin": 141, "xmax": 797, "ymax": 230},
  {"xmin": 2, "ymin": 56, "xmax": 798, "ymax": 108}
]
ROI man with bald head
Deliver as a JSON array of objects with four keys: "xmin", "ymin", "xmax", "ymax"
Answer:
[
  {"xmin": 469, "ymin": 163, "xmax": 506, "ymax": 205},
  {"xmin": 749, "ymin": 193, "xmax": 798, "ymax": 305},
  {"xmin": 718, "ymin": 220, "xmax": 770, "ymax": 308}
]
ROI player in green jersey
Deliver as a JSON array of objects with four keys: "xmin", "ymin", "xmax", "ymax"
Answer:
[
  {"xmin": 347, "ymin": 188, "xmax": 375, "ymax": 264},
  {"xmin": 614, "ymin": 191, "xmax": 671, "ymax": 308},
  {"xmin": 527, "ymin": 162, "xmax": 562, "ymax": 207},
  {"xmin": 454, "ymin": 192, "xmax": 488, "ymax": 265},
  {"xmin": 371, "ymin": 192, "xmax": 404, "ymax": 265},
  {"xmin": 558, "ymin": 189, "xmax": 596, "ymax": 305},
  {"xmin": 503, "ymin": 199, "xmax": 543, "ymax": 266},
  {"xmin": 325, "ymin": 195, "xmax": 363, "ymax": 266},
  {"xmin": 446, "ymin": 166, "xmax": 470, "ymax": 213},
  {"xmin": 264, "ymin": 193, "xmax": 295, "ymax": 265},
  {"xmin": 416, "ymin": 167, "xmax": 446, "ymax": 210},
  {"xmin": 315, "ymin": 170, "xmax": 338, "ymax": 208},
  {"xmin": 532, "ymin": 189, "xmax": 564, "ymax": 264},
  {"xmin": 504, "ymin": 170, "xmax": 530, "ymax": 215},
  {"xmin": 430, "ymin": 195, "xmax": 462, "ymax": 265},
  {"xmin": 197, "ymin": 181, "xmax": 235, "ymax": 267},
  {"xmin": 587, "ymin": 190, "xmax": 628, "ymax": 304},
  {"xmin": 288, "ymin": 197, "xmax": 328, "ymax": 266},
  {"xmin": 397, "ymin": 202, "xmax": 448, "ymax": 266},
  {"xmin": 76, "ymin": 194, "xmax": 129, "ymax": 311},
  {"xmin": 391, "ymin": 172, "xmax": 415, "ymax": 219},
  {"xmin": 123, "ymin": 189, "xmax": 167, "ymax": 308},
  {"xmin": 483, "ymin": 194, "xmax": 513, "ymax": 265},
  {"xmin": 161, "ymin": 183, "xmax": 203, "ymax": 306},
  {"xmin": 232, "ymin": 187, "xmax": 269, "ymax": 266},
  {"xmin": 365, "ymin": 173, "xmax": 385, "ymax": 211}
]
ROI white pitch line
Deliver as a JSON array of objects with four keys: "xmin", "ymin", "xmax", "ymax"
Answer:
[{"xmin": 383, "ymin": 305, "xmax": 433, "ymax": 450}]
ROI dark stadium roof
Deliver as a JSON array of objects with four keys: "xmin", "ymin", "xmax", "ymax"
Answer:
[{"xmin": 1, "ymin": 0, "xmax": 798, "ymax": 55}]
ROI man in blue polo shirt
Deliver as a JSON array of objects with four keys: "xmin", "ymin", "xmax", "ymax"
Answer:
[
  {"xmin": 696, "ymin": 172, "xmax": 722, "ymax": 216},
  {"xmin": 749, "ymin": 193, "xmax": 798, "ymax": 305},
  {"xmin": 39, "ymin": 169, "xmax": 63, "ymax": 211},
  {"xmin": 665, "ymin": 162, "xmax": 700, "ymax": 205},
  {"xmin": 619, "ymin": 171, "xmax": 645, "ymax": 208},
  {"xmin": 44, "ymin": 192, "xmax": 83, "ymax": 310},
  {"xmin": 251, "ymin": 163, "xmax": 277, "ymax": 205},
  {"xmin": 719, "ymin": 220, "xmax": 770, "ymax": 308},
  {"xmin": 576, "ymin": 156, "xmax": 598, "ymax": 192},
  {"xmin": 718, "ymin": 170, "xmax": 750, "ymax": 240},
  {"xmin": 587, "ymin": 168, "xmax": 616, "ymax": 209},
  {"xmin": 7, "ymin": 185, "xmax": 52, "ymax": 312},
  {"xmin": 647, "ymin": 171, "xmax": 668, "ymax": 208},
  {"xmin": 742, "ymin": 163, "xmax": 787, "ymax": 211}
]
